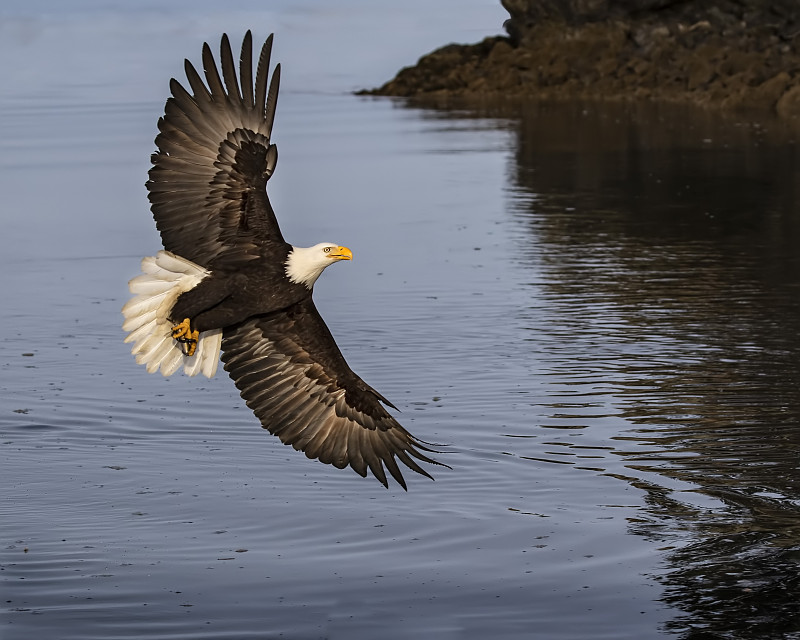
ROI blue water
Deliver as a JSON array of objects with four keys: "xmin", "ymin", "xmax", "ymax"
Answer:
[{"xmin": 3, "ymin": 3, "xmax": 800, "ymax": 639}]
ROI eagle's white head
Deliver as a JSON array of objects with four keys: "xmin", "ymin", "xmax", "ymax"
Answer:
[{"xmin": 285, "ymin": 242, "xmax": 353, "ymax": 289}]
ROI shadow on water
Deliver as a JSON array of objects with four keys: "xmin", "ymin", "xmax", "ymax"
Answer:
[{"xmin": 402, "ymin": 97, "xmax": 800, "ymax": 639}]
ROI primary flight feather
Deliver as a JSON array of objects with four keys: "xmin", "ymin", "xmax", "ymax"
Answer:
[{"xmin": 122, "ymin": 32, "xmax": 444, "ymax": 489}]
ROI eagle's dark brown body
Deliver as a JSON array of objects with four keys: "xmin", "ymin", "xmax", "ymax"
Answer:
[{"xmin": 169, "ymin": 246, "xmax": 307, "ymax": 333}]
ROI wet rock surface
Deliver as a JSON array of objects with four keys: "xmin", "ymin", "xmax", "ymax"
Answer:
[{"xmin": 363, "ymin": 0, "xmax": 800, "ymax": 117}]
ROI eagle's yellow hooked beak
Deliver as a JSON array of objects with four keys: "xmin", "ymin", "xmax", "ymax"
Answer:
[{"xmin": 329, "ymin": 246, "xmax": 353, "ymax": 261}]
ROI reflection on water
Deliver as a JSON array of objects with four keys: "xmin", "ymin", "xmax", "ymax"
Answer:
[{"xmin": 493, "ymin": 100, "xmax": 800, "ymax": 638}]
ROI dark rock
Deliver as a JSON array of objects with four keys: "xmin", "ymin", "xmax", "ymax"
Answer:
[
  {"xmin": 363, "ymin": 0, "xmax": 800, "ymax": 118},
  {"xmin": 686, "ymin": 56, "xmax": 716, "ymax": 91},
  {"xmin": 776, "ymin": 84, "xmax": 800, "ymax": 118}
]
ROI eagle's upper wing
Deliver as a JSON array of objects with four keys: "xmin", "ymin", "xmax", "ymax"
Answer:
[
  {"xmin": 147, "ymin": 32, "xmax": 284, "ymax": 267},
  {"xmin": 221, "ymin": 300, "xmax": 445, "ymax": 489}
]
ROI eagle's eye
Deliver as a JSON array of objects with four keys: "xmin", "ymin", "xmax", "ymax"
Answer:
[{"xmin": 323, "ymin": 247, "xmax": 331, "ymax": 253}]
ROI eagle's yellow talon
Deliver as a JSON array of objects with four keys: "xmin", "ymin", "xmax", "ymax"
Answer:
[
  {"xmin": 171, "ymin": 318, "xmax": 192, "ymax": 339},
  {"xmin": 171, "ymin": 318, "xmax": 199, "ymax": 356},
  {"xmin": 182, "ymin": 330, "xmax": 199, "ymax": 357}
]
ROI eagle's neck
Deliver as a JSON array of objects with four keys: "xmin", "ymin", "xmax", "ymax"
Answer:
[{"xmin": 285, "ymin": 246, "xmax": 326, "ymax": 289}]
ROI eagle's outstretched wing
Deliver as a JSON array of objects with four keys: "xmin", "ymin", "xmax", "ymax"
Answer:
[
  {"xmin": 221, "ymin": 300, "xmax": 446, "ymax": 489},
  {"xmin": 147, "ymin": 31, "xmax": 284, "ymax": 267}
]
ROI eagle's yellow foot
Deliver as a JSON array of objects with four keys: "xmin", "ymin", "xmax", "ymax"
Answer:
[
  {"xmin": 171, "ymin": 318, "xmax": 192, "ymax": 339},
  {"xmin": 171, "ymin": 318, "xmax": 199, "ymax": 357}
]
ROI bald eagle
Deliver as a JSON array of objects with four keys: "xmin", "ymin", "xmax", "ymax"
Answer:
[{"xmin": 122, "ymin": 32, "xmax": 444, "ymax": 489}]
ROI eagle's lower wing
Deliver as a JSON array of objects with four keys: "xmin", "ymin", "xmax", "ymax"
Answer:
[
  {"xmin": 221, "ymin": 300, "xmax": 444, "ymax": 489},
  {"xmin": 147, "ymin": 32, "xmax": 284, "ymax": 267}
]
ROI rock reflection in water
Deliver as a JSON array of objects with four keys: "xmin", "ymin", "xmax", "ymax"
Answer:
[
  {"xmin": 411, "ymin": 98, "xmax": 800, "ymax": 638},
  {"xmin": 509, "ymin": 101, "xmax": 800, "ymax": 639}
]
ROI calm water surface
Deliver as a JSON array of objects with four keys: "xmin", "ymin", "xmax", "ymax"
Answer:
[{"xmin": 3, "ymin": 6, "xmax": 800, "ymax": 640}]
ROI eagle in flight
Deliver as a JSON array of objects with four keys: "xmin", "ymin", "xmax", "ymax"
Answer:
[{"xmin": 122, "ymin": 32, "xmax": 444, "ymax": 489}]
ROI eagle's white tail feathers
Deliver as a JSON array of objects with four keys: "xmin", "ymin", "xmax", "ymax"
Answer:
[{"xmin": 122, "ymin": 251, "xmax": 222, "ymax": 378}]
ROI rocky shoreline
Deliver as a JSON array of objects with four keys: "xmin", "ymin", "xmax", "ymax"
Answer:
[{"xmin": 361, "ymin": 0, "xmax": 800, "ymax": 118}]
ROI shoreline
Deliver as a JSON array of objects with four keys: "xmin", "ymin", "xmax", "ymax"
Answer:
[{"xmin": 361, "ymin": 4, "xmax": 800, "ymax": 119}]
